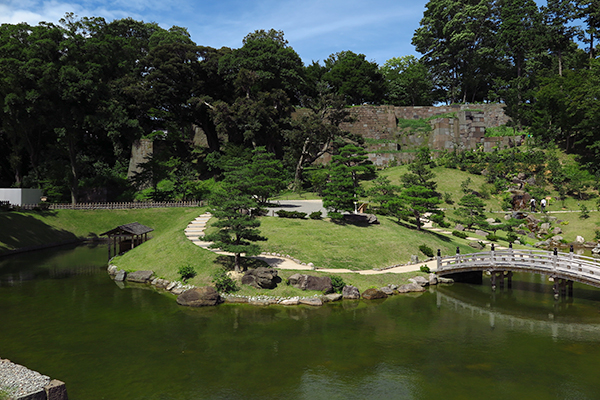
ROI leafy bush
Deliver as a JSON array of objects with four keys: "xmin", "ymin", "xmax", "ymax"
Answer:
[
  {"xmin": 328, "ymin": 211, "xmax": 344, "ymax": 220},
  {"xmin": 420, "ymin": 265, "xmax": 431, "ymax": 273},
  {"xmin": 595, "ymin": 229, "xmax": 600, "ymax": 241},
  {"xmin": 276, "ymin": 210, "xmax": 307, "ymax": 219},
  {"xmin": 580, "ymin": 204, "xmax": 590, "ymax": 219},
  {"xmin": 309, "ymin": 211, "xmax": 322, "ymax": 220},
  {"xmin": 212, "ymin": 268, "xmax": 239, "ymax": 293},
  {"xmin": 444, "ymin": 192, "xmax": 454, "ymax": 204},
  {"xmin": 419, "ymin": 244, "xmax": 434, "ymax": 258},
  {"xmin": 178, "ymin": 264, "xmax": 197, "ymax": 282},
  {"xmin": 477, "ymin": 241, "xmax": 486, "ymax": 249},
  {"xmin": 452, "ymin": 230, "xmax": 468, "ymax": 239},
  {"xmin": 506, "ymin": 232, "xmax": 518, "ymax": 243},
  {"xmin": 486, "ymin": 233, "xmax": 499, "ymax": 242},
  {"xmin": 329, "ymin": 275, "xmax": 346, "ymax": 293}
]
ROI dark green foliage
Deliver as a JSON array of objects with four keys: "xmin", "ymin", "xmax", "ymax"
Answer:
[
  {"xmin": 328, "ymin": 211, "xmax": 344, "ymax": 220},
  {"xmin": 456, "ymin": 194, "xmax": 487, "ymax": 230},
  {"xmin": 486, "ymin": 233, "xmax": 499, "ymax": 242},
  {"xmin": 309, "ymin": 211, "xmax": 322, "ymax": 220},
  {"xmin": 329, "ymin": 275, "xmax": 346, "ymax": 293},
  {"xmin": 452, "ymin": 230, "xmax": 468, "ymax": 239},
  {"xmin": 420, "ymin": 265, "xmax": 431, "ymax": 273},
  {"xmin": 211, "ymin": 268, "xmax": 239, "ymax": 293},
  {"xmin": 506, "ymin": 232, "xmax": 518, "ymax": 243},
  {"xmin": 580, "ymin": 204, "xmax": 590, "ymax": 219},
  {"xmin": 276, "ymin": 210, "xmax": 307, "ymax": 219},
  {"xmin": 419, "ymin": 244, "xmax": 434, "ymax": 258},
  {"xmin": 178, "ymin": 264, "xmax": 197, "ymax": 282}
]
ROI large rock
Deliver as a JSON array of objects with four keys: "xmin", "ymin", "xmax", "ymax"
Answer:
[
  {"xmin": 343, "ymin": 213, "xmax": 379, "ymax": 224},
  {"xmin": 299, "ymin": 297, "xmax": 323, "ymax": 306},
  {"xmin": 114, "ymin": 269, "xmax": 126, "ymax": 282},
  {"xmin": 323, "ymin": 293, "xmax": 343, "ymax": 302},
  {"xmin": 126, "ymin": 270, "xmax": 154, "ymax": 283},
  {"xmin": 576, "ymin": 236, "xmax": 585, "ymax": 245},
  {"xmin": 241, "ymin": 267, "xmax": 281, "ymax": 289},
  {"xmin": 397, "ymin": 283, "xmax": 427, "ymax": 293},
  {"xmin": 475, "ymin": 229, "xmax": 487, "ymax": 237},
  {"xmin": 429, "ymin": 273, "xmax": 438, "ymax": 285},
  {"xmin": 362, "ymin": 288, "xmax": 388, "ymax": 300},
  {"xmin": 176, "ymin": 287, "xmax": 222, "ymax": 307},
  {"xmin": 288, "ymin": 274, "xmax": 333, "ymax": 293},
  {"xmin": 342, "ymin": 285, "xmax": 360, "ymax": 299},
  {"xmin": 469, "ymin": 241, "xmax": 484, "ymax": 250},
  {"xmin": 279, "ymin": 298, "xmax": 300, "ymax": 305},
  {"xmin": 552, "ymin": 227, "xmax": 563, "ymax": 235},
  {"xmin": 409, "ymin": 276, "xmax": 429, "ymax": 287},
  {"xmin": 379, "ymin": 286, "xmax": 395, "ymax": 295}
]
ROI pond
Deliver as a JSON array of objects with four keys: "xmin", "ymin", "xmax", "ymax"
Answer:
[{"xmin": 2, "ymin": 244, "xmax": 600, "ymax": 399}]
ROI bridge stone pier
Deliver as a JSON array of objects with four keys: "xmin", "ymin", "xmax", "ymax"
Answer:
[{"xmin": 436, "ymin": 245, "xmax": 600, "ymax": 298}]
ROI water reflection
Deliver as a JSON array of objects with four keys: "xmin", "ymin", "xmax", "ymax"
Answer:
[{"xmin": 436, "ymin": 287, "xmax": 600, "ymax": 341}]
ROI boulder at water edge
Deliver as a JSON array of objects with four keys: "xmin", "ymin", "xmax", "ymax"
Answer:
[
  {"xmin": 176, "ymin": 287, "xmax": 222, "ymax": 307},
  {"xmin": 362, "ymin": 288, "xmax": 388, "ymax": 300},
  {"xmin": 126, "ymin": 270, "xmax": 154, "ymax": 283},
  {"xmin": 342, "ymin": 285, "xmax": 360, "ymax": 299}
]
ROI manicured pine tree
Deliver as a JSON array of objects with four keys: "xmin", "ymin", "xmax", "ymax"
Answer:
[
  {"xmin": 205, "ymin": 171, "xmax": 266, "ymax": 273},
  {"xmin": 455, "ymin": 193, "xmax": 487, "ymax": 230},
  {"xmin": 387, "ymin": 147, "xmax": 441, "ymax": 230}
]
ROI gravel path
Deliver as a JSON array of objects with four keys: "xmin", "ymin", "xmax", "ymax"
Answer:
[{"xmin": 0, "ymin": 358, "xmax": 50, "ymax": 398}]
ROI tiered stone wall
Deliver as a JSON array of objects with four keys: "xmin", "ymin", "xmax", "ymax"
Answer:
[{"xmin": 338, "ymin": 104, "xmax": 515, "ymax": 165}]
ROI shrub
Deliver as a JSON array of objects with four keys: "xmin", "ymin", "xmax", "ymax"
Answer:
[
  {"xmin": 580, "ymin": 204, "xmax": 590, "ymax": 219},
  {"xmin": 329, "ymin": 275, "xmax": 346, "ymax": 293},
  {"xmin": 486, "ymin": 233, "xmax": 499, "ymax": 242},
  {"xmin": 420, "ymin": 265, "xmax": 431, "ymax": 273},
  {"xmin": 506, "ymin": 232, "xmax": 518, "ymax": 243},
  {"xmin": 212, "ymin": 268, "xmax": 239, "ymax": 293},
  {"xmin": 328, "ymin": 211, "xmax": 343, "ymax": 220},
  {"xmin": 452, "ymin": 230, "xmax": 468, "ymax": 239},
  {"xmin": 419, "ymin": 244, "xmax": 434, "ymax": 258},
  {"xmin": 178, "ymin": 264, "xmax": 197, "ymax": 282},
  {"xmin": 477, "ymin": 241, "xmax": 486, "ymax": 249},
  {"xmin": 595, "ymin": 229, "xmax": 600, "ymax": 241},
  {"xmin": 444, "ymin": 192, "xmax": 454, "ymax": 204},
  {"xmin": 276, "ymin": 210, "xmax": 307, "ymax": 219},
  {"xmin": 309, "ymin": 211, "xmax": 322, "ymax": 220}
]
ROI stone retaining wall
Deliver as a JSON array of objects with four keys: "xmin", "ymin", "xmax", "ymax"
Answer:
[{"xmin": 0, "ymin": 358, "xmax": 68, "ymax": 400}]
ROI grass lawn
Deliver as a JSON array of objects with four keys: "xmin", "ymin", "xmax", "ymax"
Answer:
[{"xmin": 253, "ymin": 215, "xmax": 474, "ymax": 270}]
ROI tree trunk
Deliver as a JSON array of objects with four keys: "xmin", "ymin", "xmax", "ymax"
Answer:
[
  {"xmin": 68, "ymin": 136, "xmax": 79, "ymax": 205},
  {"xmin": 234, "ymin": 253, "xmax": 242, "ymax": 273}
]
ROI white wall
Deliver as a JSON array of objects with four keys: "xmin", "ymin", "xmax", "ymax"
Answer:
[{"xmin": 0, "ymin": 188, "xmax": 43, "ymax": 205}]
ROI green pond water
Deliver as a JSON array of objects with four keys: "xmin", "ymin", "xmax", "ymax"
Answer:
[{"xmin": 2, "ymin": 245, "xmax": 600, "ymax": 400}]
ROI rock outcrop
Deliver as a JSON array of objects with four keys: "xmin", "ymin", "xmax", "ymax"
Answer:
[
  {"xmin": 288, "ymin": 274, "xmax": 333, "ymax": 293},
  {"xmin": 241, "ymin": 267, "xmax": 281, "ymax": 289},
  {"xmin": 342, "ymin": 285, "xmax": 360, "ymax": 299},
  {"xmin": 176, "ymin": 287, "xmax": 222, "ymax": 307}
]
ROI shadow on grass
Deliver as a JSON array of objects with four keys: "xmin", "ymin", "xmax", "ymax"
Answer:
[
  {"xmin": 213, "ymin": 255, "xmax": 270, "ymax": 271},
  {"xmin": 0, "ymin": 211, "xmax": 78, "ymax": 254}
]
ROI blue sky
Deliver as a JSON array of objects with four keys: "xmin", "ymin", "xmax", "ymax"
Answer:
[{"xmin": 0, "ymin": 0, "xmax": 429, "ymax": 66}]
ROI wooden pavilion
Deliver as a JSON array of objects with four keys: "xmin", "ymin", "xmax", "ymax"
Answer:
[{"xmin": 101, "ymin": 222, "xmax": 153, "ymax": 258}]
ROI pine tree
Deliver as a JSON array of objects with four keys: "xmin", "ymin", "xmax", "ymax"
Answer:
[
  {"xmin": 387, "ymin": 147, "xmax": 441, "ymax": 230},
  {"xmin": 205, "ymin": 169, "xmax": 266, "ymax": 272}
]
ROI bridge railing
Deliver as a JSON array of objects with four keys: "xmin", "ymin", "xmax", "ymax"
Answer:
[{"xmin": 437, "ymin": 249, "xmax": 600, "ymax": 286}]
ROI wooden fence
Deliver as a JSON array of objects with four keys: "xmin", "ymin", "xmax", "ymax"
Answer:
[{"xmin": 16, "ymin": 200, "xmax": 204, "ymax": 210}]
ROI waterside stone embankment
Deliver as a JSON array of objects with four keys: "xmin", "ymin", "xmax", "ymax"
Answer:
[
  {"xmin": 0, "ymin": 358, "xmax": 67, "ymax": 400},
  {"xmin": 106, "ymin": 265, "xmax": 453, "ymax": 308}
]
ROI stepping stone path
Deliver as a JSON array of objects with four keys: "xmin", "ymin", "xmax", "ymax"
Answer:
[{"xmin": 185, "ymin": 212, "xmax": 213, "ymax": 250}]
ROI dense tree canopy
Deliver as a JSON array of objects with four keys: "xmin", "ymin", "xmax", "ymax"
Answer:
[{"xmin": 1, "ymin": 5, "xmax": 600, "ymax": 202}]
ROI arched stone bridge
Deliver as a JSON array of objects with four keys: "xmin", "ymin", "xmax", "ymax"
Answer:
[{"xmin": 436, "ymin": 247, "xmax": 600, "ymax": 295}]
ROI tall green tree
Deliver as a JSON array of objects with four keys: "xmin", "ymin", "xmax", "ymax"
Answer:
[
  {"xmin": 412, "ymin": 0, "xmax": 499, "ymax": 103},
  {"xmin": 321, "ymin": 51, "xmax": 385, "ymax": 105},
  {"xmin": 380, "ymin": 56, "xmax": 435, "ymax": 106}
]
